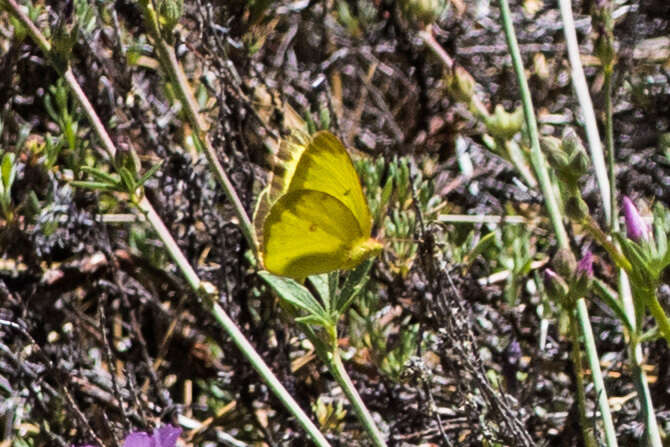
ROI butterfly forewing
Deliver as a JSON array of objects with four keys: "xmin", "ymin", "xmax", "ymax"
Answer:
[{"xmin": 286, "ymin": 132, "xmax": 372, "ymax": 237}]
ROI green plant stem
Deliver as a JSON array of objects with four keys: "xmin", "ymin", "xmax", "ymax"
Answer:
[
  {"xmin": 418, "ymin": 26, "xmax": 490, "ymax": 120},
  {"xmin": 569, "ymin": 311, "xmax": 596, "ymax": 447},
  {"xmin": 576, "ymin": 299, "xmax": 617, "ymax": 446},
  {"xmin": 646, "ymin": 293, "xmax": 670, "ymax": 343},
  {"xmin": 557, "ymin": 0, "xmax": 611, "ymax": 220},
  {"xmin": 497, "ymin": 0, "xmax": 568, "ymax": 249},
  {"xmin": 583, "ymin": 218, "xmax": 632, "ymax": 273},
  {"xmin": 138, "ymin": 0, "xmax": 256, "ymax": 251},
  {"xmin": 419, "ymin": 28, "xmax": 537, "ymax": 189},
  {"xmin": 604, "ymin": 74, "xmax": 616, "ymax": 230},
  {"xmin": 559, "ymin": 0, "xmax": 662, "ymax": 443},
  {"xmin": 497, "ymin": 2, "xmax": 618, "ymax": 446},
  {"xmin": 630, "ymin": 345, "xmax": 662, "ymax": 447},
  {"xmin": 5, "ymin": 2, "xmax": 330, "ymax": 444},
  {"xmin": 621, "ymin": 275, "xmax": 663, "ymax": 447},
  {"xmin": 328, "ymin": 351, "xmax": 387, "ymax": 447}
]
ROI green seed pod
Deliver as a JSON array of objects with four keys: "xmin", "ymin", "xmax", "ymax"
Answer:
[
  {"xmin": 446, "ymin": 66, "xmax": 475, "ymax": 104},
  {"xmin": 552, "ymin": 248, "xmax": 577, "ymax": 279},
  {"xmin": 544, "ymin": 269, "xmax": 569, "ymax": 305},
  {"xmin": 159, "ymin": 0, "xmax": 183, "ymax": 36},
  {"xmin": 540, "ymin": 136, "xmax": 569, "ymax": 171}
]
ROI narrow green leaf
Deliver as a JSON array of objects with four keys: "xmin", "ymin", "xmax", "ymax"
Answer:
[
  {"xmin": 137, "ymin": 161, "xmax": 163, "ymax": 186},
  {"xmin": 80, "ymin": 165, "xmax": 119, "ymax": 185},
  {"xmin": 1, "ymin": 153, "xmax": 15, "ymax": 190},
  {"xmin": 295, "ymin": 314, "xmax": 331, "ymax": 329},
  {"xmin": 259, "ymin": 271, "xmax": 328, "ymax": 320},
  {"xmin": 308, "ymin": 273, "xmax": 331, "ymax": 312},
  {"xmin": 70, "ymin": 180, "xmax": 119, "ymax": 191},
  {"xmin": 119, "ymin": 167, "xmax": 137, "ymax": 193},
  {"xmin": 44, "ymin": 93, "xmax": 59, "ymax": 123},
  {"xmin": 336, "ymin": 259, "xmax": 372, "ymax": 314},
  {"xmin": 463, "ymin": 231, "xmax": 496, "ymax": 267},
  {"xmin": 592, "ymin": 278, "xmax": 633, "ymax": 333}
]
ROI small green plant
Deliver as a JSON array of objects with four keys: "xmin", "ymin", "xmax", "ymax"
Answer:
[
  {"xmin": 44, "ymin": 79, "xmax": 86, "ymax": 176},
  {"xmin": 71, "ymin": 148, "xmax": 162, "ymax": 203},
  {"xmin": 0, "ymin": 151, "xmax": 18, "ymax": 222},
  {"xmin": 312, "ymin": 397, "xmax": 347, "ymax": 433}
]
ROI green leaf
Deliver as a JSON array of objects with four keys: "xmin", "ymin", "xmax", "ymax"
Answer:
[
  {"xmin": 295, "ymin": 314, "xmax": 331, "ymax": 329},
  {"xmin": 80, "ymin": 165, "xmax": 119, "ymax": 185},
  {"xmin": 335, "ymin": 259, "xmax": 372, "ymax": 314},
  {"xmin": 119, "ymin": 167, "xmax": 137, "ymax": 193},
  {"xmin": 137, "ymin": 161, "xmax": 163, "ymax": 186},
  {"xmin": 380, "ymin": 175, "xmax": 393, "ymax": 210},
  {"xmin": 308, "ymin": 273, "xmax": 331, "ymax": 312},
  {"xmin": 43, "ymin": 93, "xmax": 59, "ymax": 124},
  {"xmin": 463, "ymin": 231, "xmax": 496, "ymax": 267},
  {"xmin": 592, "ymin": 278, "xmax": 633, "ymax": 333},
  {"xmin": 259, "ymin": 271, "xmax": 329, "ymax": 322},
  {"xmin": 1, "ymin": 153, "xmax": 16, "ymax": 190},
  {"xmin": 70, "ymin": 180, "xmax": 119, "ymax": 191}
]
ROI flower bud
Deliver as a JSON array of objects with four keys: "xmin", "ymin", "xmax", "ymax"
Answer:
[
  {"xmin": 572, "ymin": 251, "xmax": 594, "ymax": 297},
  {"xmin": 552, "ymin": 248, "xmax": 577, "ymax": 279},
  {"xmin": 562, "ymin": 130, "xmax": 590, "ymax": 178},
  {"xmin": 544, "ymin": 269, "xmax": 569, "ymax": 304},
  {"xmin": 622, "ymin": 196, "xmax": 650, "ymax": 242},
  {"xmin": 540, "ymin": 136, "xmax": 569, "ymax": 171},
  {"xmin": 159, "ymin": 0, "xmax": 183, "ymax": 37},
  {"xmin": 446, "ymin": 66, "xmax": 475, "ymax": 104},
  {"xmin": 399, "ymin": 0, "xmax": 447, "ymax": 27},
  {"xmin": 484, "ymin": 104, "xmax": 524, "ymax": 140},
  {"xmin": 576, "ymin": 250, "xmax": 594, "ymax": 277}
]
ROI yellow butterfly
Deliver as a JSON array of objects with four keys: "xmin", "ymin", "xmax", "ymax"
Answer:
[{"xmin": 254, "ymin": 131, "xmax": 383, "ymax": 280}]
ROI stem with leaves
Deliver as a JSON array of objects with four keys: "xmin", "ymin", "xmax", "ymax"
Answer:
[
  {"xmin": 137, "ymin": 0, "xmax": 256, "ymax": 250},
  {"xmin": 3, "ymin": 1, "xmax": 330, "ymax": 444},
  {"xmin": 497, "ymin": 1, "xmax": 618, "ymax": 445},
  {"xmin": 557, "ymin": 0, "xmax": 661, "ymax": 445},
  {"xmin": 260, "ymin": 269, "xmax": 388, "ymax": 447}
]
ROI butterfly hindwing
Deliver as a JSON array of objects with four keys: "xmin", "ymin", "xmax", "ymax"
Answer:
[{"xmin": 262, "ymin": 189, "xmax": 366, "ymax": 279}]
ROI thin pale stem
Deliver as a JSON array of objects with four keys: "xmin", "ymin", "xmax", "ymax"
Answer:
[
  {"xmin": 630, "ymin": 347, "xmax": 662, "ymax": 447},
  {"xmin": 418, "ymin": 26, "xmax": 453, "ymax": 69},
  {"xmin": 497, "ymin": 1, "xmax": 618, "ymax": 445},
  {"xmin": 576, "ymin": 299, "xmax": 617, "ymax": 446},
  {"xmin": 604, "ymin": 73, "xmax": 616, "ymax": 230},
  {"xmin": 328, "ymin": 351, "xmax": 387, "ymax": 447},
  {"xmin": 497, "ymin": 0, "xmax": 569, "ymax": 249},
  {"xmin": 5, "ymin": 2, "xmax": 330, "ymax": 444},
  {"xmin": 557, "ymin": 0, "xmax": 611, "ymax": 220},
  {"xmin": 569, "ymin": 311, "xmax": 596, "ymax": 447},
  {"xmin": 559, "ymin": 0, "xmax": 662, "ymax": 443},
  {"xmin": 138, "ymin": 0, "xmax": 256, "ymax": 251}
]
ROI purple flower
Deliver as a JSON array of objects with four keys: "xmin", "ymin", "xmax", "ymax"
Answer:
[
  {"xmin": 123, "ymin": 425, "xmax": 181, "ymax": 447},
  {"xmin": 576, "ymin": 251, "xmax": 593, "ymax": 277},
  {"xmin": 622, "ymin": 196, "xmax": 649, "ymax": 242}
]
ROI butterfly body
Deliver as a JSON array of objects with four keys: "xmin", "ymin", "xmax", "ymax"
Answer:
[{"xmin": 254, "ymin": 131, "xmax": 382, "ymax": 279}]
